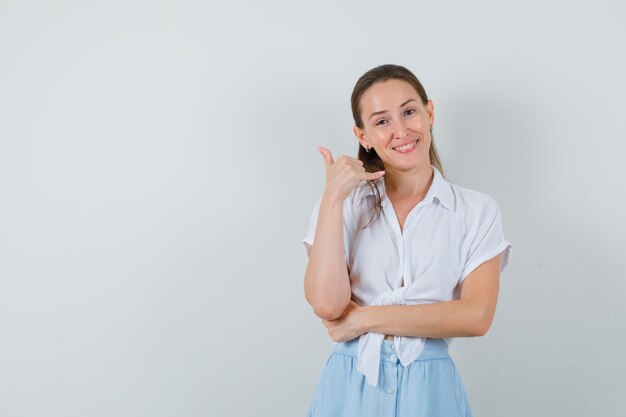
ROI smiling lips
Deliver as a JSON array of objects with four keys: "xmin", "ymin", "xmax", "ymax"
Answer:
[{"xmin": 392, "ymin": 139, "xmax": 418, "ymax": 154}]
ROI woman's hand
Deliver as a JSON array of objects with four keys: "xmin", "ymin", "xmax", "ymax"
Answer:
[
  {"xmin": 317, "ymin": 146, "xmax": 385, "ymax": 202},
  {"xmin": 321, "ymin": 300, "xmax": 367, "ymax": 343}
]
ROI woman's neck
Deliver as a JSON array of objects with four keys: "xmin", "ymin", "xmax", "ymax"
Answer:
[{"xmin": 384, "ymin": 164, "xmax": 434, "ymax": 201}]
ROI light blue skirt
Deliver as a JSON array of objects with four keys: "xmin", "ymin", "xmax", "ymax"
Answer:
[{"xmin": 306, "ymin": 338, "xmax": 473, "ymax": 417}]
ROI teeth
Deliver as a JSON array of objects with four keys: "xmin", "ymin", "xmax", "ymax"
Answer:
[{"xmin": 394, "ymin": 140, "xmax": 417, "ymax": 151}]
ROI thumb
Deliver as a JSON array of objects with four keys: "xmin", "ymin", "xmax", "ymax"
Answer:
[{"xmin": 317, "ymin": 146, "xmax": 334, "ymax": 168}]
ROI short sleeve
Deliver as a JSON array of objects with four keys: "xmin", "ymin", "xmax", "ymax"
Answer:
[
  {"xmin": 301, "ymin": 197, "xmax": 322, "ymax": 261},
  {"xmin": 460, "ymin": 199, "xmax": 513, "ymax": 283},
  {"xmin": 300, "ymin": 196, "xmax": 354, "ymax": 265}
]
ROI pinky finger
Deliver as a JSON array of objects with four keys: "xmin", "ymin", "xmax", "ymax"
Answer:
[{"xmin": 364, "ymin": 171, "xmax": 385, "ymax": 180}]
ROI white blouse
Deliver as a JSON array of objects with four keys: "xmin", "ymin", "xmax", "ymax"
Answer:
[{"xmin": 301, "ymin": 164, "xmax": 513, "ymax": 387}]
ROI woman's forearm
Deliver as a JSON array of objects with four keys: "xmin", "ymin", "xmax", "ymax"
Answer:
[
  {"xmin": 360, "ymin": 299, "xmax": 488, "ymax": 339},
  {"xmin": 304, "ymin": 192, "xmax": 352, "ymax": 321}
]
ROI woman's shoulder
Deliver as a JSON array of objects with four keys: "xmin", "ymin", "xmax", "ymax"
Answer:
[{"xmin": 448, "ymin": 181, "xmax": 501, "ymax": 217}]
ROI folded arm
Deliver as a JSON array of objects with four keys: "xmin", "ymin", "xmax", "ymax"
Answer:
[
  {"xmin": 359, "ymin": 255, "xmax": 501, "ymax": 338},
  {"xmin": 321, "ymin": 255, "xmax": 501, "ymax": 342}
]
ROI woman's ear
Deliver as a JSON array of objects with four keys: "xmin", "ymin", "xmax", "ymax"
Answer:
[
  {"xmin": 353, "ymin": 125, "xmax": 367, "ymax": 149},
  {"xmin": 427, "ymin": 99, "xmax": 435, "ymax": 127}
]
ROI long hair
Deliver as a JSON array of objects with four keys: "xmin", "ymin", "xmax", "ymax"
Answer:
[{"xmin": 350, "ymin": 64, "xmax": 445, "ymax": 227}]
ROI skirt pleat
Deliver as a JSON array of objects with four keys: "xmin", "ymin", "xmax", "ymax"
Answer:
[{"xmin": 306, "ymin": 338, "xmax": 473, "ymax": 417}]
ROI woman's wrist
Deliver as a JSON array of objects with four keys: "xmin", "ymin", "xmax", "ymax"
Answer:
[
  {"xmin": 357, "ymin": 305, "xmax": 374, "ymax": 334},
  {"xmin": 321, "ymin": 191, "xmax": 344, "ymax": 207}
]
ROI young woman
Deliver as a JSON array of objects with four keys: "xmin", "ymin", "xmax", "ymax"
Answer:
[{"xmin": 301, "ymin": 64, "xmax": 513, "ymax": 417}]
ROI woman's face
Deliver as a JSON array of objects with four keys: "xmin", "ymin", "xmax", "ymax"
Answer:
[{"xmin": 354, "ymin": 79, "xmax": 434, "ymax": 173}]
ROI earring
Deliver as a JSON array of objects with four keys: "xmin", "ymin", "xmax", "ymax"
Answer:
[{"xmin": 365, "ymin": 145, "xmax": 371, "ymax": 153}]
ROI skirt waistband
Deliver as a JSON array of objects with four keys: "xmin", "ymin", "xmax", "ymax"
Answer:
[{"xmin": 332, "ymin": 337, "xmax": 451, "ymax": 363}]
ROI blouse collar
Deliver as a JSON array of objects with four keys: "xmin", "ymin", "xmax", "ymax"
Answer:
[{"xmin": 355, "ymin": 164, "xmax": 454, "ymax": 211}]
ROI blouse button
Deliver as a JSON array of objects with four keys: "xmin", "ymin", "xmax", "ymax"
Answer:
[
  {"xmin": 389, "ymin": 354, "xmax": 397, "ymax": 361},
  {"xmin": 386, "ymin": 387, "xmax": 394, "ymax": 394}
]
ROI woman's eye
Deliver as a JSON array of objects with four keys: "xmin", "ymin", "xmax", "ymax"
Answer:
[
  {"xmin": 376, "ymin": 119, "xmax": 387, "ymax": 126},
  {"xmin": 405, "ymin": 108, "xmax": 415, "ymax": 116}
]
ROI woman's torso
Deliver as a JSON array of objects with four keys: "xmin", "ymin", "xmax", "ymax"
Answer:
[{"xmin": 348, "ymin": 167, "xmax": 464, "ymax": 340}]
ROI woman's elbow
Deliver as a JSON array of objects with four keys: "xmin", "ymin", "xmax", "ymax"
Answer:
[
  {"xmin": 473, "ymin": 322, "xmax": 490, "ymax": 337},
  {"xmin": 304, "ymin": 272, "xmax": 351, "ymax": 320},
  {"xmin": 472, "ymin": 311, "xmax": 495, "ymax": 337},
  {"xmin": 304, "ymin": 286, "xmax": 346, "ymax": 320},
  {"xmin": 312, "ymin": 301, "xmax": 347, "ymax": 321}
]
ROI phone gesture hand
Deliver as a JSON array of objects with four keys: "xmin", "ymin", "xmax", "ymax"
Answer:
[{"xmin": 317, "ymin": 146, "xmax": 385, "ymax": 201}]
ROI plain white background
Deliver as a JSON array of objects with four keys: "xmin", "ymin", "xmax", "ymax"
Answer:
[{"xmin": 1, "ymin": 1, "xmax": 624, "ymax": 416}]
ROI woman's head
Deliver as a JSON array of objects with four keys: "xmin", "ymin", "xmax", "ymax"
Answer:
[
  {"xmin": 349, "ymin": 64, "xmax": 445, "ymax": 227},
  {"xmin": 350, "ymin": 64, "xmax": 444, "ymax": 177}
]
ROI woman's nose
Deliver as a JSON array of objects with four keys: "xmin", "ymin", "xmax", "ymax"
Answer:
[{"xmin": 394, "ymin": 119, "xmax": 410, "ymax": 139}]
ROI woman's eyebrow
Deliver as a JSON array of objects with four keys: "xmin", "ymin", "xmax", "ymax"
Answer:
[{"xmin": 368, "ymin": 98, "xmax": 417, "ymax": 120}]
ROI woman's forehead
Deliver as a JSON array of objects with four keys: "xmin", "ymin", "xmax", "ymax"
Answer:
[{"xmin": 361, "ymin": 79, "xmax": 421, "ymax": 111}]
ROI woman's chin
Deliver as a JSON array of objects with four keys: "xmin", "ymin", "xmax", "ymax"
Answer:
[{"xmin": 388, "ymin": 155, "xmax": 425, "ymax": 171}]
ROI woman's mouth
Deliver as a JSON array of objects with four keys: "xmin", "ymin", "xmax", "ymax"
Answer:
[{"xmin": 392, "ymin": 140, "xmax": 418, "ymax": 154}]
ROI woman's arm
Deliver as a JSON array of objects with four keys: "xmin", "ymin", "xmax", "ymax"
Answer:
[
  {"xmin": 322, "ymin": 255, "xmax": 501, "ymax": 341},
  {"xmin": 304, "ymin": 148, "xmax": 385, "ymax": 322},
  {"xmin": 304, "ymin": 192, "xmax": 352, "ymax": 321}
]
